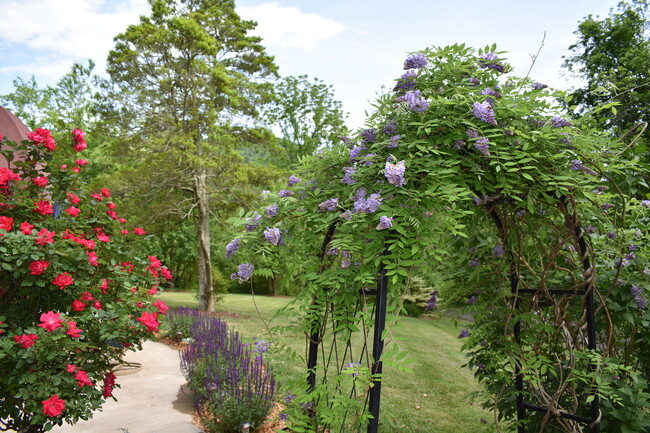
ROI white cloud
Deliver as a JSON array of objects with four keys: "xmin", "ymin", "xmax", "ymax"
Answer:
[{"xmin": 236, "ymin": 2, "xmax": 344, "ymax": 50}]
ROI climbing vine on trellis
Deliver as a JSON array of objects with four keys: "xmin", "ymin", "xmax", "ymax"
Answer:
[{"xmin": 227, "ymin": 44, "xmax": 649, "ymax": 432}]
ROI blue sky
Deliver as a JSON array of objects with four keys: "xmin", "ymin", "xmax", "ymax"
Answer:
[{"xmin": 0, "ymin": 0, "xmax": 617, "ymax": 129}]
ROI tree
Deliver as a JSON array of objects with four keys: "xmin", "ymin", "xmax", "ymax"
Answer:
[
  {"xmin": 563, "ymin": 0, "xmax": 650, "ymax": 147},
  {"xmin": 105, "ymin": 0, "xmax": 277, "ymax": 312},
  {"xmin": 262, "ymin": 74, "xmax": 348, "ymax": 165}
]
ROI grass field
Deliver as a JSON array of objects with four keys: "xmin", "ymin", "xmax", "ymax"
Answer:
[{"xmin": 158, "ymin": 292, "xmax": 489, "ymax": 433}]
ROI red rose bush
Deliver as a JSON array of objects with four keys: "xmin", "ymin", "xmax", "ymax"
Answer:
[{"xmin": 0, "ymin": 129, "xmax": 170, "ymax": 432}]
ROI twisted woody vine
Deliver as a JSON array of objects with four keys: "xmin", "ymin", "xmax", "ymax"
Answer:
[{"xmin": 227, "ymin": 45, "xmax": 649, "ymax": 432}]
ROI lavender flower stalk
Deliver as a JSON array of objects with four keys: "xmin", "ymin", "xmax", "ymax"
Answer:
[{"xmin": 385, "ymin": 160, "xmax": 407, "ymax": 186}]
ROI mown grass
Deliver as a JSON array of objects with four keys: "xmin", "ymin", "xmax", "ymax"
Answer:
[{"xmin": 158, "ymin": 292, "xmax": 488, "ymax": 433}]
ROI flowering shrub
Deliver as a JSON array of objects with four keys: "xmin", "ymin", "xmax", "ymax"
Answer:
[
  {"xmin": 0, "ymin": 129, "xmax": 170, "ymax": 432},
  {"xmin": 225, "ymin": 44, "xmax": 648, "ymax": 432},
  {"xmin": 177, "ymin": 308, "xmax": 276, "ymax": 433}
]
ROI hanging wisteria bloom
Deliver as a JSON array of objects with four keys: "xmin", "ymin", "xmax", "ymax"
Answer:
[
  {"xmin": 245, "ymin": 212, "xmax": 262, "ymax": 232},
  {"xmin": 340, "ymin": 210, "xmax": 352, "ymax": 220},
  {"xmin": 264, "ymin": 227, "xmax": 281, "ymax": 245},
  {"xmin": 341, "ymin": 165, "xmax": 356, "ymax": 184},
  {"xmin": 631, "ymin": 285, "xmax": 648, "ymax": 309},
  {"xmin": 481, "ymin": 87, "xmax": 502, "ymax": 99},
  {"xmin": 354, "ymin": 191, "xmax": 382, "ymax": 214},
  {"xmin": 404, "ymin": 52, "xmax": 428, "ymax": 69},
  {"xmin": 231, "ymin": 263, "xmax": 254, "ymax": 282},
  {"xmin": 383, "ymin": 121, "xmax": 397, "ymax": 135},
  {"xmin": 425, "ymin": 290, "xmax": 439, "ymax": 312},
  {"xmin": 278, "ymin": 189, "xmax": 293, "ymax": 198},
  {"xmin": 394, "ymin": 70, "xmax": 418, "ymax": 91},
  {"xmin": 385, "ymin": 160, "xmax": 406, "ymax": 186},
  {"xmin": 388, "ymin": 135, "xmax": 400, "ymax": 148},
  {"xmin": 571, "ymin": 159, "xmax": 597, "ymax": 176},
  {"xmin": 399, "ymin": 90, "xmax": 429, "ymax": 113},
  {"xmin": 225, "ymin": 238, "xmax": 240, "ymax": 259},
  {"xmin": 458, "ymin": 329, "xmax": 470, "ymax": 338},
  {"xmin": 266, "ymin": 203, "xmax": 279, "ymax": 218},
  {"xmin": 318, "ymin": 198, "xmax": 339, "ymax": 212},
  {"xmin": 361, "ymin": 129, "xmax": 377, "ymax": 143},
  {"xmin": 551, "ymin": 116, "xmax": 572, "ymax": 128},
  {"xmin": 493, "ymin": 244, "xmax": 505, "ymax": 257},
  {"xmin": 532, "ymin": 82, "xmax": 548, "ymax": 90},
  {"xmin": 376, "ymin": 216, "xmax": 393, "ymax": 231},
  {"xmin": 288, "ymin": 175, "xmax": 301, "ymax": 186},
  {"xmin": 641, "ymin": 200, "xmax": 650, "ymax": 208},
  {"xmin": 471, "ymin": 101, "xmax": 498, "ymax": 125},
  {"xmin": 478, "ymin": 52, "xmax": 504, "ymax": 73},
  {"xmin": 474, "ymin": 137, "xmax": 490, "ymax": 156},
  {"xmin": 341, "ymin": 250, "xmax": 351, "ymax": 268},
  {"xmin": 349, "ymin": 145, "xmax": 366, "ymax": 161}
]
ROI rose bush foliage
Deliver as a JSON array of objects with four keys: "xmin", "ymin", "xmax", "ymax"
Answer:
[
  {"xmin": 0, "ymin": 128, "xmax": 170, "ymax": 432},
  {"xmin": 226, "ymin": 44, "xmax": 649, "ymax": 432}
]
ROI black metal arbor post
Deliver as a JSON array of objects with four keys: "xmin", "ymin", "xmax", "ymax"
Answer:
[{"xmin": 306, "ymin": 196, "xmax": 602, "ymax": 433}]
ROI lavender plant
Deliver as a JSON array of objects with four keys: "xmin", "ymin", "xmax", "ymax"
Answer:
[{"xmin": 178, "ymin": 311, "xmax": 275, "ymax": 433}]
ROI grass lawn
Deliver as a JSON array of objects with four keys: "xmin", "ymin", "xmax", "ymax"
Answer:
[{"xmin": 158, "ymin": 292, "xmax": 489, "ymax": 433}]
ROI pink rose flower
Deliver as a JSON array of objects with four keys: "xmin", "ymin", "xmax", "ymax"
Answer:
[
  {"xmin": 42, "ymin": 394, "xmax": 65, "ymax": 417},
  {"xmin": 29, "ymin": 260, "xmax": 49, "ymax": 275},
  {"xmin": 38, "ymin": 311, "xmax": 63, "ymax": 332}
]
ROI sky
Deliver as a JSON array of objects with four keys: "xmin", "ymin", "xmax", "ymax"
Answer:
[{"xmin": 0, "ymin": 0, "xmax": 619, "ymax": 129}]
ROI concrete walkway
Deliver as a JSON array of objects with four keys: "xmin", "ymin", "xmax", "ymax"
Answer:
[{"xmin": 50, "ymin": 340, "xmax": 203, "ymax": 433}]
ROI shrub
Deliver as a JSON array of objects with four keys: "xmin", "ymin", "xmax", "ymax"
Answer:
[{"xmin": 0, "ymin": 129, "xmax": 170, "ymax": 432}]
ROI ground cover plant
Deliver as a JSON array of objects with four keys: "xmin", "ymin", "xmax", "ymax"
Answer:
[
  {"xmin": 0, "ymin": 130, "xmax": 171, "ymax": 432},
  {"xmin": 223, "ymin": 44, "xmax": 649, "ymax": 432}
]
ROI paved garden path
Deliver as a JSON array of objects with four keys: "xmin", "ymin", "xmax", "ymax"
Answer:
[{"xmin": 50, "ymin": 340, "xmax": 202, "ymax": 433}]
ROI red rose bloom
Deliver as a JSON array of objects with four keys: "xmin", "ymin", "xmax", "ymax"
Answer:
[
  {"xmin": 33, "ymin": 200, "xmax": 53, "ymax": 216},
  {"xmin": 0, "ymin": 216, "xmax": 13, "ymax": 232},
  {"xmin": 14, "ymin": 334, "xmax": 38, "ymax": 349},
  {"xmin": 137, "ymin": 312, "xmax": 159, "ymax": 332},
  {"xmin": 32, "ymin": 177, "xmax": 48, "ymax": 187},
  {"xmin": 74, "ymin": 369, "xmax": 93, "ymax": 387},
  {"xmin": 154, "ymin": 299, "xmax": 169, "ymax": 315},
  {"xmin": 133, "ymin": 227, "xmax": 146, "ymax": 235},
  {"xmin": 20, "ymin": 221, "xmax": 34, "ymax": 235},
  {"xmin": 81, "ymin": 291, "xmax": 94, "ymax": 301},
  {"xmin": 66, "ymin": 321, "xmax": 82, "ymax": 338},
  {"xmin": 65, "ymin": 206, "xmax": 81, "ymax": 217},
  {"xmin": 52, "ymin": 273, "xmax": 74, "ymax": 289},
  {"xmin": 38, "ymin": 311, "xmax": 63, "ymax": 332},
  {"xmin": 72, "ymin": 299, "xmax": 85, "ymax": 311},
  {"xmin": 42, "ymin": 394, "xmax": 65, "ymax": 417},
  {"xmin": 29, "ymin": 260, "xmax": 49, "ymax": 275},
  {"xmin": 67, "ymin": 192, "xmax": 81, "ymax": 205},
  {"xmin": 101, "ymin": 188, "xmax": 110, "ymax": 198},
  {"xmin": 75, "ymin": 159, "xmax": 88, "ymax": 166},
  {"xmin": 35, "ymin": 228, "xmax": 55, "ymax": 245}
]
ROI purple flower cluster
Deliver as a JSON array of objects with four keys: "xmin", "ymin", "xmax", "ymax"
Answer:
[
  {"xmin": 388, "ymin": 135, "xmax": 401, "ymax": 148},
  {"xmin": 255, "ymin": 339, "xmax": 270, "ymax": 354},
  {"xmin": 361, "ymin": 128, "xmax": 377, "ymax": 144},
  {"xmin": 245, "ymin": 212, "xmax": 262, "ymax": 232},
  {"xmin": 471, "ymin": 101, "xmax": 498, "ymax": 126},
  {"xmin": 493, "ymin": 244, "xmax": 505, "ymax": 257},
  {"xmin": 354, "ymin": 189, "xmax": 382, "ymax": 213},
  {"xmin": 631, "ymin": 285, "xmax": 648, "ymax": 309},
  {"xmin": 266, "ymin": 203, "xmax": 279, "ymax": 218},
  {"xmin": 532, "ymin": 82, "xmax": 548, "ymax": 90},
  {"xmin": 469, "ymin": 76, "xmax": 481, "ymax": 86},
  {"xmin": 551, "ymin": 116, "xmax": 572, "ymax": 128},
  {"xmin": 458, "ymin": 329, "xmax": 470, "ymax": 338},
  {"xmin": 641, "ymin": 200, "xmax": 650, "ymax": 208},
  {"xmin": 383, "ymin": 121, "xmax": 397, "ymax": 135},
  {"xmin": 376, "ymin": 215, "xmax": 393, "ymax": 231},
  {"xmin": 341, "ymin": 250, "xmax": 351, "ymax": 268},
  {"xmin": 385, "ymin": 160, "xmax": 407, "ymax": 187},
  {"xmin": 474, "ymin": 137, "xmax": 490, "ymax": 156},
  {"xmin": 264, "ymin": 227, "xmax": 281, "ymax": 245},
  {"xmin": 344, "ymin": 362, "xmax": 362, "ymax": 377},
  {"xmin": 469, "ymin": 257, "xmax": 480, "ymax": 267},
  {"xmin": 318, "ymin": 198, "xmax": 339, "ymax": 212},
  {"xmin": 425, "ymin": 290, "xmax": 439, "ymax": 312},
  {"xmin": 404, "ymin": 52, "xmax": 428, "ymax": 69},
  {"xmin": 478, "ymin": 52, "xmax": 504, "ymax": 73},
  {"xmin": 349, "ymin": 145, "xmax": 366, "ymax": 160},
  {"xmin": 341, "ymin": 165, "xmax": 356, "ymax": 184},
  {"xmin": 231, "ymin": 263, "xmax": 254, "ymax": 282},
  {"xmin": 362, "ymin": 153, "xmax": 376, "ymax": 166},
  {"xmin": 481, "ymin": 87, "xmax": 502, "ymax": 99},
  {"xmin": 288, "ymin": 175, "xmax": 301, "ymax": 186},
  {"xmin": 454, "ymin": 139, "xmax": 466, "ymax": 150},
  {"xmin": 571, "ymin": 159, "xmax": 597, "ymax": 176},
  {"xmin": 602, "ymin": 203, "xmax": 615, "ymax": 212},
  {"xmin": 225, "ymin": 238, "xmax": 240, "ymax": 259},
  {"xmin": 394, "ymin": 70, "xmax": 418, "ymax": 91},
  {"xmin": 399, "ymin": 90, "xmax": 429, "ymax": 113},
  {"xmin": 278, "ymin": 189, "xmax": 293, "ymax": 198}
]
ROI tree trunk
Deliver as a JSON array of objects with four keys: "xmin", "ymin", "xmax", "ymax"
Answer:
[{"xmin": 194, "ymin": 169, "xmax": 214, "ymax": 312}]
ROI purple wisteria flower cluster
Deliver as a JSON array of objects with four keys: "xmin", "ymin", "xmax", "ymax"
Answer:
[
  {"xmin": 278, "ymin": 189, "xmax": 293, "ymax": 198},
  {"xmin": 353, "ymin": 188, "xmax": 382, "ymax": 213},
  {"xmin": 383, "ymin": 121, "xmax": 397, "ymax": 135},
  {"xmin": 532, "ymin": 82, "xmax": 548, "ymax": 90},
  {"xmin": 288, "ymin": 174, "xmax": 302, "ymax": 186},
  {"xmin": 349, "ymin": 144, "xmax": 366, "ymax": 161},
  {"xmin": 425, "ymin": 290, "xmax": 439, "ymax": 312},
  {"xmin": 394, "ymin": 70, "xmax": 418, "ymax": 91},
  {"xmin": 466, "ymin": 129, "xmax": 491, "ymax": 156},
  {"xmin": 231, "ymin": 263, "xmax": 254, "ymax": 282},
  {"xmin": 376, "ymin": 216, "xmax": 393, "ymax": 231},
  {"xmin": 398, "ymin": 90, "xmax": 429, "ymax": 113},
  {"xmin": 571, "ymin": 159, "xmax": 598, "ymax": 176},
  {"xmin": 266, "ymin": 203, "xmax": 279, "ymax": 218},
  {"xmin": 642, "ymin": 200, "xmax": 650, "ymax": 208},
  {"xmin": 388, "ymin": 135, "xmax": 401, "ymax": 148},
  {"xmin": 631, "ymin": 285, "xmax": 648, "ymax": 309},
  {"xmin": 264, "ymin": 227, "xmax": 281, "ymax": 245},
  {"xmin": 404, "ymin": 52, "xmax": 428, "ymax": 69},
  {"xmin": 225, "ymin": 238, "xmax": 240, "ymax": 259},
  {"xmin": 361, "ymin": 128, "xmax": 377, "ymax": 144},
  {"xmin": 245, "ymin": 212, "xmax": 262, "ymax": 232},
  {"xmin": 341, "ymin": 165, "xmax": 356, "ymax": 184},
  {"xmin": 318, "ymin": 198, "xmax": 339, "ymax": 212},
  {"xmin": 551, "ymin": 116, "xmax": 572, "ymax": 128},
  {"xmin": 478, "ymin": 52, "xmax": 504, "ymax": 73},
  {"xmin": 471, "ymin": 101, "xmax": 498, "ymax": 126},
  {"xmin": 385, "ymin": 160, "xmax": 407, "ymax": 187}
]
